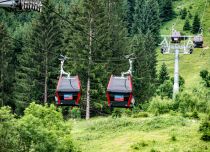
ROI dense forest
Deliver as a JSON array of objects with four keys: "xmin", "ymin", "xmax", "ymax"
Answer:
[
  {"xmin": 0, "ymin": 0, "xmax": 171, "ymax": 115},
  {"xmin": 0, "ymin": 0, "xmax": 210, "ymax": 151}
]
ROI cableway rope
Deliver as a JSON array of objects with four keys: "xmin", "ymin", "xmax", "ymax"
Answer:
[{"xmin": 0, "ymin": 0, "xmax": 13, "ymax": 4}]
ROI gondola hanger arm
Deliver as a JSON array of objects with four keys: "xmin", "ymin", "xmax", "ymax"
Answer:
[{"xmin": 59, "ymin": 55, "xmax": 70, "ymax": 78}]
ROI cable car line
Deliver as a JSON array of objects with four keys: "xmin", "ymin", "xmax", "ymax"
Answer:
[{"xmin": 0, "ymin": 0, "xmax": 12, "ymax": 3}]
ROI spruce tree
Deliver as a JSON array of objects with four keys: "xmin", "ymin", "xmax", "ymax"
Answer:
[
  {"xmin": 181, "ymin": 8, "xmax": 188, "ymax": 19},
  {"xmin": 133, "ymin": 0, "xmax": 160, "ymax": 41},
  {"xmin": 132, "ymin": 0, "xmax": 160, "ymax": 102},
  {"xmin": 32, "ymin": 0, "xmax": 63, "ymax": 103},
  {"xmin": 15, "ymin": 0, "xmax": 63, "ymax": 109},
  {"xmin": 0, "ymin": 23, "xmax": 15, "ymax": 108},
  {"xmin": 158, "ymin": 62, "xmax": 169, "ymax": 84},
  {"xmin": 126, "ymin": 0, "xmax": 135, "ymax": 35},
  {"xmin": 132, "ymin": 31, "xmax": 157, "ymax": 103},
  {"xmin": 192, "ymin": 14, "xmax": 201, "ymax": 34},
  {"xmin": 132, "ymin": 0, "xmax": 145, "ymax": 35},
  {"xmin": 183, "ymin": 18, "xmax": 191, "ymax": 31},
  {"xmin": 159, "ymin": 0, "xmax": 174, "ymax": 22}
]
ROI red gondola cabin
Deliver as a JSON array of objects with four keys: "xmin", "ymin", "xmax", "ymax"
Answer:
[
  {"xmin": 171, "ymin": 31, "xmax": 181, "ymax": 43},
  {"xmin": 106, "ymin": 75, "xmax": 133, "ymax": 108},
  {"xmin": 193, "ymin": 35, "xmax": 203, "ymax": 48},
  {"xmin": 55, "ymin": 76, "xmax": 81, "ymax": 106}
]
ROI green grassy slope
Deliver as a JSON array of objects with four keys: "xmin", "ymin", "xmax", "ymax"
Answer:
[
  {"xmin": 72, "ymin": 115, "xmax": 209, "ymax": 152},
  {"xmin": 158, "ymin": 0, "xmax": 210, "ymax": 89}
]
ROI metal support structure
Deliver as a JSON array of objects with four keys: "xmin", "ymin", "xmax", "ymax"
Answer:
[
  {"xmin": 59, "ymin": 55, "xmax": 70, "ymax": 78},
  {"xmin": 121, "ymin": 59, "xmax": 133, "ymax": 77},
  {"xmin": 160, "ymin": 35, "xmax": 194, "ymax": 99},
  {"xmin": 0, "ymin": 0, "xmax": 42, "ymax": 11},
  {"xmin": 173, "ymin": 49, "xmax": 179, "ymax": 99},
  {"xmin": 121, "ymin": 53, "xmax": 135, "ymax": 77}
]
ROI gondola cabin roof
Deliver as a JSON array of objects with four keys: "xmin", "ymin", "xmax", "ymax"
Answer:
[
  {"xmin": 171, "ymin": 31, "xmax": 181, "ymax": 38},
  {"xmin": 107, "ymin": 75, "xmax": 133, "ymax": 93},
  {"xmin": 56, "ymin": 76, "xmax": 81, "ymax": 92},
  {"xmin": 193, "ymin": 35, "xmax": 203, "ymax": 42}
]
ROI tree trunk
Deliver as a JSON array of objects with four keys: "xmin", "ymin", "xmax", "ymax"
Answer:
[
  {"xmin": 86, "ymin": 17, "xmax": 93, "ymax": 120},
  {"xmin": 44, "ymin": 51, "xmax": 48, "ymax": 104}
]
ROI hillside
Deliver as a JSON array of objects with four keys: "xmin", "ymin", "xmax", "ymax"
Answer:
[
  {"xmin": 71, "ymin": 115, "xmax": 209, "ymax": 152},
  {"xmin": 157, "ymin": 0, "xmax": 210, "ymax": 89}
]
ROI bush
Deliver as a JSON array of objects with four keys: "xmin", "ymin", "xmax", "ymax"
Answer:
[
  {"xmin": 171, "ymin": 135, "xmax": 177, "ymax": 141},
  {"xmin": 18, "ymin": 103, "xmax": 76, "ymax": 151},
  {"xmin": 131, "ymin": 141, "xmax": 148, "ymax": 150},
  {"xmin": 147, "ymin": 96, "xmax": 173, "ymax": 115},
  {"xmin": 201, "ymin": 131, "xmax": 210, "ymax": 141},
  {"xmin": 0, "ymin": 107, "xmax": 19, "ymax": 152},
  {"xmin": 174, "ymin": 91, "xmax": 209, "ymax": 113},
  {"xmin": 112, "ymin": 108, "xmax": 123, "ymax": 118},
  {"xmin": 199, "ymin": 116, "xmax": 210, "ymax": 141},
  {"xmin": 0, "ymin": 103, "xmax": 77, "ymax": 152},
  {"xmin": 121, "ymin": 109, "xmax": 132, "ymax": 117},
  {"xmin": 156, "ymin": 80, "xmax": 173, "ymax": 99},
  {"xmin": 191, "ymin": 110, "xmax": 199, "ymax": 119},
  {"xmin": 70, "ymin": 107, "xmax": 81, "ymax": 119}
]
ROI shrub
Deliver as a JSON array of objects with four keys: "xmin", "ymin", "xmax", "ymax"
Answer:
[
  {"xmin": 201, "ymin": 131, "xmax": 210, "ymax": 141},
  {"xmin": 18, "ymin": 103, "xmax": 76, "ymax": 151},
  {"xmin": 199, "ymin": 116, "xmax": 210, "ymax": 141},
  {"xmin": 191, "ymin": 110, "xmax": 199, "ymax": 119},
  {"xmin": 112, "ymin": 108, "xmax": 123, "ymax": 118},
  {"xmin": 174, "ymin": 91, "xmax": 209, "ymax": 113},
  {"xmin": 150, "ymin": 148, "xmax": 160, "ymax": 152},
  {"xmin": 156, "ymin": 80, "xmax": 173, "ymax": 99},
  {"xmin": 122, "ymin": 109, "xmax": 132, "ymax": 117},
  {"xmin": 0, "ymin": 107, "xmax": 19, "ymax": 152},
  {"xmin": 171, "ymin": 135, "xmax": 177, "ymax": 141},
  {"xmin": 70, "ymin": 107, "xmax": 81, "ymax": 119},
  {"xmin": 147, "ymin": 96, "xmax": 173, "ymax": 114},
  {"xmin": 131, "ymin": 141, "xmax": 148, "ymax": 150}
]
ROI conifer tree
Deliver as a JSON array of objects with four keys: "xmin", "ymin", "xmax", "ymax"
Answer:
[
  {"xmin": 0, "ymin": 23, "xmax": 15, "ymax": 108},
  {"xmin": 159, "ymin": 0, "xmax": 174, "ymax": 22},
  {"xmin": 158, "ymin": 62, "xmax": 169, "ymax": 84},
  {"xmin": 181, "ymin": 8, "xmax": 188, "ymax": 19},
  {"xmin": 192, "ymin": 14, "xmax": 201, "ymax": 34},
  {"xmin": 183, "ymin": 18, "xmax": 191, "ymax": 31},
  {"xmin": 31, "ymin": 0, "xmax": 63, "ymax": 103},
  {"xmin": 132, "ymin": 0, "xmax": 160, "ymax": 103},
  {"xmin": 133, "ymin": 0, "xmax": 160, "ymax": 41},
  {"xmin": 132, "ymin": 0, "xmax": 145, "ymax": 35},
  {"xmin": 126, "ymin": 0, "xmax": 135, "ymax": 35},
  {"xmin": 132, "ymin": 31, "xmax": 157, "ymax": 103},
  {"xmin": 15, "ymin": 0, "xmax": 63, "ymax": 109}
]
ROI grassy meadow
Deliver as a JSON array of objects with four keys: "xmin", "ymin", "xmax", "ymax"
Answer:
[{"xmin": 71, "ymin": 114, "xmax": 209, "ymax": 152}]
